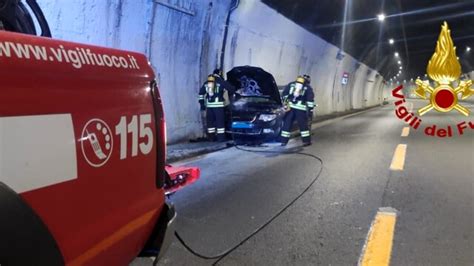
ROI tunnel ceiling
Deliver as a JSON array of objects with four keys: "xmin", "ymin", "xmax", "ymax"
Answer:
[{"xmin": 262, "ymin": 0, "xmax": 474, "ymax": 81}]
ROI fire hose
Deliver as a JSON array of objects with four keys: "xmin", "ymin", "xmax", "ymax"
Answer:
[{"xmin": 170, "ymin": 101, "xmax": 324, "ymax": 265}]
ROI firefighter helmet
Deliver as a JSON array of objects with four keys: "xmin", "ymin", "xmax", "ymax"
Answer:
[
  {"xmin": 207, "ymin": 75, "xmax": 216, "ymax": 83},
  {"xmin": 296, "ymin": 76, "xmax": 306, "ymax": 84}
]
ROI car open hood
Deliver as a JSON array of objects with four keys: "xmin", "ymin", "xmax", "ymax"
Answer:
[{"xmin": 227, "ymin": 66, "xmax": 282, "ymax": 105}]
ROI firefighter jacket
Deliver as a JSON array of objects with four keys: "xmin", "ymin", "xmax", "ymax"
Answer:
[
  {"xmin": 282, "ymin": 82, "xmax": 315, "ymax": 111},
  {"xmin": 199, "ymin": 80, "xmax": 234, "ymax": 109}
]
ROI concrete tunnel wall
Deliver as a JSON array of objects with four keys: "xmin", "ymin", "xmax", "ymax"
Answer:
[
  {"xmin": 37, "ymin": 0, "xmax": 386, "ymax": 144},
  {"xmin": 224, "ymin": 1, "xmax": 385, "ymax": 114}
]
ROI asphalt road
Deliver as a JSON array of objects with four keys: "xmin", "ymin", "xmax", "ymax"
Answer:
[{"xmin": 133, "ymin": 99, "xmax": 473, "ymax": 266}]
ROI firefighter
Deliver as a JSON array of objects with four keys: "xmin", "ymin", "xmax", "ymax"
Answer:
[
  {"xmin": 280, "ymin": 75, "xmax": 315, "ymax": 146},
  {"xmin": 198, "ymin": 74, "xmax": 230, "ymax": 142},
  {"xmin": 303, "ymin": 74, "xmax": 315, "ymax": 129}
]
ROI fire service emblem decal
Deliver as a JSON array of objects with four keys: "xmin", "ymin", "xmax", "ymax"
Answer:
[{"xmin": 392, "ymin": 22, "xmax": 473, "ymax": 138}]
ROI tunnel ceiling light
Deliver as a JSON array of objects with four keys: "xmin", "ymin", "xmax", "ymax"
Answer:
[
  {"xmin": 397, "ymin": 61, "xmax": 401, "ymax": 64},
  {"xmin": 395, "ymin": 52, "xmax": 399, "ymax": 57},
  {"xmin": 389, "ymin": 38, "xmax": 394, "ymax": 45},
  {"xmin": 377, "ymin": 13, "xmax": 386, "ymax": 22},
  {"xmin": 400, "ymin": 66, "xmax": 403, "ymax": 69},
  {"xmin": 467, "ymin": 46, "xmax": 471, "ymax": 52}
]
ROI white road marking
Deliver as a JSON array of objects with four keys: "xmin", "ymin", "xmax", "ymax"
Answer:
[{"xmin": 0, "ymin": 114, "xmax": 77, "ymax": 193}]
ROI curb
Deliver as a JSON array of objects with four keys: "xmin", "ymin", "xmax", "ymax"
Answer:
[
  {"xmin": 167, "ymin": 105, "xmax": 383, "ymax": 162},
  {"xmin": 166, "ymin": 142, "xmax": 230, "ymax": 163}
]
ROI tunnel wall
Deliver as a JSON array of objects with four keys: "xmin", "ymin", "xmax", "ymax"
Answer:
[
  {"xmin": 36, "ymin": 0, "xmax": 152, "ymax": 53},
  {"xmin": 224, "ymin": 0, "xmax": 385, "ymax": 114},
  {"xmin": 37, "ymin": 0, "xmax": 385, "ymax": 144}
]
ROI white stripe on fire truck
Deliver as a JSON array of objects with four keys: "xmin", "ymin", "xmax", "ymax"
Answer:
[{"xmin": 0, "ymin": 114, "xmax": 77, "ymax": 193}]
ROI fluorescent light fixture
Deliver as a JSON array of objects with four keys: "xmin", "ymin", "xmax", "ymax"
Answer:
[
  {"xmin": 377, "ymin": 13, "xmax": 386, "ymax": 22},
  {"xmin": 395, "ymin": 52, "xmax": 399, "ymax": 57},
  {"xmin": 389, "ymin": 39, "xmax": 394, "ymax": 44}
]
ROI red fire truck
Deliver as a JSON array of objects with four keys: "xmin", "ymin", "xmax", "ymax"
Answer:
[{"xmin": 0, "ymin": 0, "xmax": 198, "ymax": 265}]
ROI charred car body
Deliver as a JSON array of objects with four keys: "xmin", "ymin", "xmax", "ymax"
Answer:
[{"xmin": 226, "ymin": 66, "xmax": 286, "ymax": 143}]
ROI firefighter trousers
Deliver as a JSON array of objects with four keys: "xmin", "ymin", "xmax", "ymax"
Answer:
[
  {"xmin": 280, "ymin": 109, "xmax": 311, "ymax": 144},
  {"xmin": 206, "ymin": 107, "xmax": 226, "ymax": 141}
]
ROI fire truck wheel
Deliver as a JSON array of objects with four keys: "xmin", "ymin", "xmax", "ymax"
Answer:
[{"xmin": 0, "ymin": 182, "xmax": 64, "ymax": 266}]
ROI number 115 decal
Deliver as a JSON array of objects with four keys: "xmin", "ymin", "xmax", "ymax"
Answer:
[
  {"xmin": 81, "ymin": 114, "xmax": 154, "ymax": 167},
  {"xmin": 116, "ymin": 114, "xmax": 153, "ymax": 160}
]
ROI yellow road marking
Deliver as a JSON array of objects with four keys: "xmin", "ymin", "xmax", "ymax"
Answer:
[
  {"xmin": 390, "ymin": 144, "xmax": 407, "ymax": 171},
  {"xmin": 401, "ymin": 127, "xmax": 410, "ymax": 137},
  {"xmin": 359, "ymin": 209, "xmax": 398, "ymax": 266}
]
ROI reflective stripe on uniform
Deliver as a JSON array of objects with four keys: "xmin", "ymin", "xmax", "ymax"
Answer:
[
  {"xmin": 307, "ymin": 101, "xmax": 315, "ymax": 108},
  {"xmin": 281, "ymin": 131, "xmax": 291, "ymax": 137},
  {"xmin": 208, "ymin": 128, "xmax": 216, "ymax": 133},
  {"xmin": 217, "ymin": 128, "xmax": 225, "ymax": 134},
  {"xmin": 301, "ymin": 131, "xmax": 311, "ymax": 137},
  {"xmin": 289, "ymin": 102, "xmax": 307, "ymax": 111},
  {"xmin": 206, "ymin": 105, "xmax": 225, "ymax": 108},
  {"xmin": 206, "ymin": 101, "xmax": 225, "ymax": 108}
]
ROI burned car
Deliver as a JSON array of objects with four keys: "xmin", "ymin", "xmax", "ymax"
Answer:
[{"xmin": 226, "ymin": 66, "xmax": 286, "ymax": 143}]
